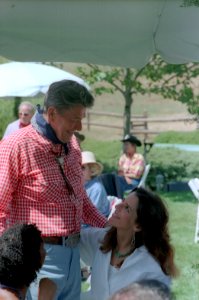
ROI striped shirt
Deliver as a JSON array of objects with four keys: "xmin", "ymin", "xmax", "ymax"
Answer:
[{"xmin": 0, "ymin": 125, "xmax": 106, "ymax": 235}]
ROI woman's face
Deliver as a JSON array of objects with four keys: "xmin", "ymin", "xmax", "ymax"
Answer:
[
  {"xmin": 82, "ymin": 164, "xmax": 92, "ymax": 183},
  {"xmin": 109, "ymin": 192, "xmax": 140, "ymax": 233}
]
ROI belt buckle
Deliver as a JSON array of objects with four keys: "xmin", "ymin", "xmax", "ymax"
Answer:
[{"xmin": 63, "ymin": 233, "xmax": 80, "ymax": 248}]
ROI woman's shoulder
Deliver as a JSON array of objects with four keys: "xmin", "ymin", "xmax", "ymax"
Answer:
[
  {"xmin": 135, "ymin": 246, "xmax": 165, "ymax": 271},
  {"xmin": 127, "ymin": 246, "xmax": 171, "ymax": 287}
]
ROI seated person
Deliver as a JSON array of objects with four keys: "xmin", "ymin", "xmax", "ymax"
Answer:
[
  {"xmin": 82, "ymin": 151, "xmax": 110, "ymax": 218},
  {"xmin": 118, "ymin": 134, "xmax": 145, "ymax": 196},
  {"xmin": 0, "ymin": 223, "xmax": 45, "ymax": 300},
  {"xmin": 80, "ymin": 187, "xmax": 178, "ymax": 300}
]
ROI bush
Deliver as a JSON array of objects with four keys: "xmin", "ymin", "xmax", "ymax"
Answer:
[
  {"xmin": 155, "ymin": 130, "xmax": 199, "ymax": 144},
  {"xmin": 82, "ymin": 136, "xmax": 199, "ymax": 191},
  {"xmin": 147, "ymin": 147, "xmax": 199, "ymax": 189}
]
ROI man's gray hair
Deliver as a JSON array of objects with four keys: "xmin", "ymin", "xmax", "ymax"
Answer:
[
  {"xmin": 18, "ymin": 101, "xmax": 35, "ymax": 115},
  {"xmin": 109, "ymin": 280, "xmax": 171, "ymax": 300},
  {"xmin": 43, "ymin": 80, "xmax": 94, "ymax": 113}
]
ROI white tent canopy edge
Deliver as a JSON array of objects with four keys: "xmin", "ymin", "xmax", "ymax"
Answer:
[{"xmin": 0, "ymin": 0, "xmax": 199, "ymax": 69}]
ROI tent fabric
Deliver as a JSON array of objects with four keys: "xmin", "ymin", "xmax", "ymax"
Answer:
[
  {"xmin": 0, "ymin": 0, "xmax": 199, "ymax": 68},
  {"xmin": 0, "ymin": 62, "xmax": 90, "ymax": 97}
]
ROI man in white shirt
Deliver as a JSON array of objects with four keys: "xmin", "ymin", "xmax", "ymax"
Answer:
[{"xmin": 3, "ymin": 101, "xmax": 35, "ymax": 138}]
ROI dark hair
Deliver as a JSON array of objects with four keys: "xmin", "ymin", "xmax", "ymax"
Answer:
[
  {"xmin": 43, "ymin": 79, "xmax": 94, "ymax": 113},
  {"xmin": 0, "ymin": 223, "xmax": 43, "ymax": 289},
  {"xmin": 100, "ymin": 187, "xmax": 178, "ymax": 277}
]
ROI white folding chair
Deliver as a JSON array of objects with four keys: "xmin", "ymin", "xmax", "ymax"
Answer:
[
  {"xmin": 138, "ymin": 164, "xmax": 151, "ymax": 188},
  {"xmin": 188, "ymin": 178, "xmax": 199, "ymax": 243}
]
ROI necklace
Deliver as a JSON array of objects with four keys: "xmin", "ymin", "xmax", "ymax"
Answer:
[{"xmin": 114, "ymin": 248, "xmax": 133, "ymax": 258}]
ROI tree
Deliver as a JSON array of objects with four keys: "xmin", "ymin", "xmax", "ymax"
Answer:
[
  {"xmin": 77, "ymin": 55, "xmax": 199, "ymax": 136},
  {"xmin": 181, "ymin": 0, "xmax": 199, "ymax": 7}
]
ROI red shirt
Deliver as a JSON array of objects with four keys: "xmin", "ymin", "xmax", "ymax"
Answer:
[{"xmin": 0, "ymin": 125, "xmax": 106, "ymax": 235}]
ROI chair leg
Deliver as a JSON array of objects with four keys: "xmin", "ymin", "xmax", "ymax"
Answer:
[{"xmin": 194, "ymin": 204, "xmax": 199, "ymax": 243}]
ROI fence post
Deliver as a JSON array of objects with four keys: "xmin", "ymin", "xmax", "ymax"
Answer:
[
  {"xmin": 143, "ymin": 110, "xmax": 148, "ymax": 142},
  {"xmin": 87, "ymin": 111, "xmax": 90, "ymax": 130},
  {"xmin": 196, "ymin": 116, "xmax": 199, "ymax": 130}
]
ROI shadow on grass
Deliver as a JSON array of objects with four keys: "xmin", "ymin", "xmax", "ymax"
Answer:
[{"xmin": 160, "ymin": 191, "xmax": 197, "ymax": 203}]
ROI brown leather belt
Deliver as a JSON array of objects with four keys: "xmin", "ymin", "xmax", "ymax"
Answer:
[
  {"xmin": 43, "ymin": 236, "xmax": 63, "ymax": 245},
  {"xmin": 42, "ymin": 233, "xmax": 80, "ymax": 248}
]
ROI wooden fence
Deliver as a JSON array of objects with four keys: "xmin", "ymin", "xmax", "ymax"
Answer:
[{"xmin": 82, "ymin": 110, "xmax": 198, "ymax": 141}]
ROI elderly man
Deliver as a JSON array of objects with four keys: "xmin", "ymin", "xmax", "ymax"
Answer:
[
  {"xmin": 0, "ymin": 80, "xmax": 107, "ymax": 300},
  {"xmin": 3, "ymin": 101, "xmax": 35, "ymax": 138}
]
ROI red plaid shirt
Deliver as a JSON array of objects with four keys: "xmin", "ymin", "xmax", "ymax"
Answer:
[{"xmin": 0, "ymin": 125, "xmax": 106, "ymax": 235}]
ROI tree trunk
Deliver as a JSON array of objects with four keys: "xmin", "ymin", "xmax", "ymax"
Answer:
[
  {"xmin": 123, "ymin": 68, "xmax": 133, "ymax": 137},
  {"xmin": 123, "ymin": 92, "xmax": 133, "ymax": 137},
  {"xmin": 14, "ymin": 96, "xmax": 22, "ymax": 118}
]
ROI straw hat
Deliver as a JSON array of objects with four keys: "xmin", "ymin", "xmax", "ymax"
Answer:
[{"xmin": 82, "ymin": 151, "xmax": 103, "ymax": 176}]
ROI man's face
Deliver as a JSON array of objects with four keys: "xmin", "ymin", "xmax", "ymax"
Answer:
[
  {"xmin": 19, "ymin": 105, "xmax": 34, "ymax": 125},
  {"xmin": 48, "ymin": 104, "xmax": 86, "ymax": 143}
]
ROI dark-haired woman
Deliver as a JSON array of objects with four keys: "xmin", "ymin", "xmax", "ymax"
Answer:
[{"xmin": 80, "ymin": 187, "xmax": 178, "ymax": 300}]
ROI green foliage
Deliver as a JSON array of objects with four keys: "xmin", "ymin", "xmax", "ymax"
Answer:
[
  {"xmin": 181, "ymin": 0, "xmax": 199, "ymax": 7},
  {"xmin": 155, "ymin": 131, "xmax": 199, "ymax": 144},
  {"xmin": 143, "ymin": 55, "xmax": 199, "ymax": 116},
  {"xmin": 77, "ymin": 57, "xmax": 199, "ymax": 136},
  {"xmin": 0, "ymin": 99, "xmax": 16, "ymax": 138},
  {"xmin": 163, "ymin": 192, "xmax": 199, "ymax": 299},
  {"xmin": 147, "ymin": 147, "xmax": 199, "ymax": 189},
  {"xmin": 82, "ymin": 138, "xmax": 121, "ymax": 173},
  {"xmin": 82, "ymin": 135, "xmax": 199, "ymax": 192}
]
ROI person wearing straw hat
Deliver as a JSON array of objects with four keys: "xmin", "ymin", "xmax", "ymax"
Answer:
[
  {"xmin": 118, "ymin": 134, "xmax": 145, "ymax": 197},
  {"xmin": 82, "ymin": 151, "xmax": 110, "ymax": 218}
]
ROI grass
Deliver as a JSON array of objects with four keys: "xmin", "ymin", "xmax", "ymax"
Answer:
[
  {"xmin": 0, "ymin": 76, "xmax": 198, "ymax": 299},
  {"xmin": 163, "ymin": 192, "xmax": 199, "ymax": 300},
  {"xmin": 81, "ymin": 138, "xmax": 199, "ymax": 300},
  {"xmin": 1, "ymin": 60, "xmax": 198, "ymax": 299},
  {"xmin": 82, "ymin": 191, "xmax": 199, "ymax": 300}
]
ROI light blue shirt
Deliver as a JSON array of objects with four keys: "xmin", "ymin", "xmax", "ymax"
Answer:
[
  {"xmin": 80, "ymin": 228, "xmax": 171, "ymax": 300},
  {"xmin": 85, "ymin": 177, "xmax": 110, "ymax": 217}
]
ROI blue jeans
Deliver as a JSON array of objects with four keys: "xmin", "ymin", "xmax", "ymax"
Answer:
[
  {"xmin": 26, "ymin": 243, "xmax": 81, "ymax": 300},
  {"xmin": 117, "ymin": 176, "xmax": 140, "ymax": 198}
]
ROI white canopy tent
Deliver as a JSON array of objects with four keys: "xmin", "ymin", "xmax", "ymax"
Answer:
[
  {"xmin": 0, "ymin": 0, "xmax": 199, "ymax": 69},
  {"xmin": 0, "ymin": 62, "xmax": 89, "ymax": 97}
]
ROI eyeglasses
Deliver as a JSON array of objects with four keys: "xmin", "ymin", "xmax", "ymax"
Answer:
[{"xmin": 19, "ymin": 112, "xmax": 30, "ymax": 116}]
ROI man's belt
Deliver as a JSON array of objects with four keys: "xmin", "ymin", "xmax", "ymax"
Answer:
[{"xmin": 43, "ymin": 233, "xmax": 80, "ymax": 248}]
